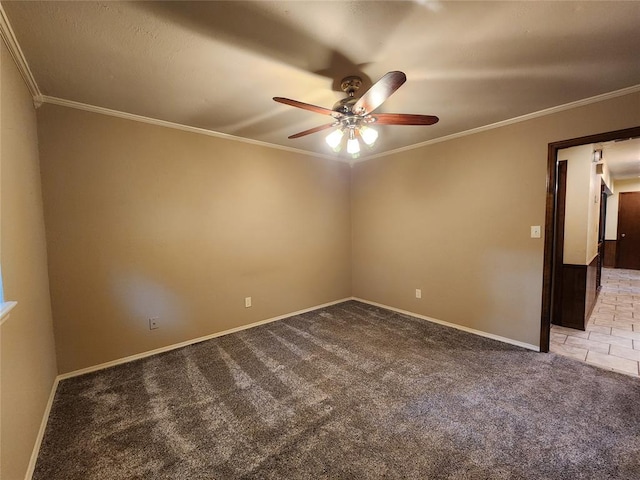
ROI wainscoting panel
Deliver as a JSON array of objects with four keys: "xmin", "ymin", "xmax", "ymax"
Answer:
[
  {"xmin": 585, "ymin": 255, "xmax": 599, "ymax": 319},
  {"xmin": 604, "ymin": 240, "xmax": 617, "ymax": 268},
  {"xmin": 557, "ymin": 255, "xmax": 600, "ymax": 330}
]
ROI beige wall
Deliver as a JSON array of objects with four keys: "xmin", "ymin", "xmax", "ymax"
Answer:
[
  {"xmin": 605, "ymin": 177, "xmax": 640, "ymax": 240},
  {"xmin": 586, "ymin": 154, "xmax": 602, "ymax": 265},
  {"xmin": 352, "ymin": 91, "xmax": 640, "ymax": 348},
  {"xmin": 37, "ymin": 104, "xmax": 352, "ymax": 374},
  {"xmin": 560, "ymin": 145, "xmax": 591, "ymax": 264},
  {"xmin": 1, "ymin": 41, "xmax": 58, "ymax": 480},
  {"xmin": 559, "ymin": 144, "xmax": 601, "ymax": 265}
]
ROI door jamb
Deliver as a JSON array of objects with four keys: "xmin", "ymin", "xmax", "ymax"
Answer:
[{"xmin": 540, "ymin": 126, "xmax": 640, "ymax": 353}]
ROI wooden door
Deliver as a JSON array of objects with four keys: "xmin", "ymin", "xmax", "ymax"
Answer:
[{"xmin": 616, "ymin": 191, "xmax": 640, "ymax": 270}]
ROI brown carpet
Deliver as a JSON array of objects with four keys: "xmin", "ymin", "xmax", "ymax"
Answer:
[{"xmin": 34, "ymin": 300, "xmax": 640, "ymax": 479}]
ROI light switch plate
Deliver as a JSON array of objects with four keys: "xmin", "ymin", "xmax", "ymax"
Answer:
[{"xmin": 531, "ymin": 226, "xmax": 541, "ymax": 238}]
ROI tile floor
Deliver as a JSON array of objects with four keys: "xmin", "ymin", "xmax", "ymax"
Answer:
[{"xmin": 550, "ymin": 267, "xmax": 640, "ymax": 377}]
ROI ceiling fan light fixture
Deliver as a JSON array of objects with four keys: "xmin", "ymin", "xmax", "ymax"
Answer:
[
  {"xmin": 325, "ymin": 128, "xmax": 344, "ymax": 150},
  {"xmin": 347, "ymin": 130, "xmax": 360, "ymax": 156},
  {"xmin": 359, "ymin": 126, "xmax": 378, "ymax": 147},
  {"xmin": 275, "ymin": 71, "xmax": 438, "ymax": 158}
]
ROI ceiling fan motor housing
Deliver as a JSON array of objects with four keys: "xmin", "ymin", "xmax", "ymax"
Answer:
[
  {"xmin": 333, "ymin": 97, "xmax": 359, "ymax": 115},
  {"xmin": 340, "ymin": 76, "xmax": 362, "ymax": 96},
  {"xmin": 333, "ymin": 76, "xmax": 364, "ymax": 114}
]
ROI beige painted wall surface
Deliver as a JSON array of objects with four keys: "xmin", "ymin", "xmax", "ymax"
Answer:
[
  {"xmin": 560, "ymin": 144, "xmax": 592, "ymax": 265},
  {"xmin": 1, "ymin": 41, "xmax": 58, "ymax": 480},
  {"xmin": 37, "ymin": 104, "xmax": 352, "ymax": 373},
  {"xmin": 352, "ymin": 92, "xmax": 640, "ymax": 348},
  {"xmin": 559, "ymin": 144, "xmax": 601, "ymax": 265},
  {"xmin": 585, "ymin": 153, "xmax": 601, "ymax": 265},
  {"xmin": 606, "ymin": 177, "xmax": 640, "ymax": 240}
]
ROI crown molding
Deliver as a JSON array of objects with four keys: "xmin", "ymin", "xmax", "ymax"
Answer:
[
  {"xmin": 0, "ymin": 2, "xmax": 339, "ymax": 163},
  {"xmin": 359, "ymin": 83, "xmax": 640, "ymax": 163},
  {"xmin": 41, "ymin": 82, "xmax": 640, "ymax": 166},
  {"xmin": 6, "ymin": 0, "xmax": 636, "ymax": 167},
  {"xmin": 40, "ymin": 95, "xmax": 345, "ymax": 162},
  {"xmin": 0, "ymin": 2, "xmax": 42, "ymax": 104}
]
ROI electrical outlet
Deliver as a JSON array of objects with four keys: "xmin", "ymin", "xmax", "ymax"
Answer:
[
  {"xmin": 415, "ymin": 289, "xmax": 422, "ymax": 299},
  {"xmin": 245, "ymin": 297, "xmax": 252, "ymax": 308},
  {"xmin": 148, "ymin": 317, "xmax": 159, "ymax": 330}
]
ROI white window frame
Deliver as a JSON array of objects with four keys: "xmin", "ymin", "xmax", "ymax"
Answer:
[
  {"xmin": 0, "ymin": 266, "xmax": 17, "ymax": 325},
  {"xmin": 0, "ymin": 300, "xmax": 17, "ymax": 325}
]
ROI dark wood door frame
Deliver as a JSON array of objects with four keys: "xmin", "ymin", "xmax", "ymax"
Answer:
[
  {"xmin": 540, "ymin": 125, "xmax": 640, "ymax": 353},
  {"xmin": 596, "ymin": 180, "xmax": 607, "ymax": 290},
  {"xmin": 551, "ymin": 160, "xmax": 567, "ymax": 327}
]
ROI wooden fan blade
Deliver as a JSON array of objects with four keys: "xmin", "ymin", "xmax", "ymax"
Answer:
[
  {"xmin": 352, "ymin": 71, "xmax": 406, "ymax": 115},
  {"xmin": 273, "ymin": 97, "xmax": 341, "ymax": 118},
  {"xmin": 288, "ymin": 123, "xmax": 337, "ymax": 139},
  {"xmin": 370, "ymin": 113, "xmax": 439, "ymax": 126}
]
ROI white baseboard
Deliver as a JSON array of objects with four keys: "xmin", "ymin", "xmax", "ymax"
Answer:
[
  {"xmin": 28, "ymin": 298, "xmax": 352, "ymax": 478},
  {"xmin": 57, "ymin": 295, "xmax": 540, "ymax": 381},
  {"xmin": 58, "ymin": 297, "xmax": 354, "ymax": 381},
  {"xmin": 24, "ymin": 376, "xmax": 60, "ymax": 480},
  {"xmin": 353, "ymin": 297, "xmax": 540, "ymax": 352},
  {"xmin": 29, "ymin": 295, "xmax": 538, "ymax": 478}
]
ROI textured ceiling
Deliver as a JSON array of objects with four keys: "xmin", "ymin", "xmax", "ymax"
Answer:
[
  {"xmin": 601, "ymin": 138, "xmax": 640, "ymax": 180},
  {"xmin": 2, "ymin": 1, "xmax": 640, "ymax": 161}
]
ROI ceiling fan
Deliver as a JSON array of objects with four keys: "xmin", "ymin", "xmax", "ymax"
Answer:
[{"xmin": 274, "ymin": 71, "xmax": 439, "ymax": 157}]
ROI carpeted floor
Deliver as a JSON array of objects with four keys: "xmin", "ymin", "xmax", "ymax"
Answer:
[{"xmin": 34, "ymin": 301, "xmax": 640, "ymax": 479}]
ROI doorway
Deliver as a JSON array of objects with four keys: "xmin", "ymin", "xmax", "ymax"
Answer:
[{"xmin": 540, "ymin": 126, "xmax": 640, "ymax": 352}]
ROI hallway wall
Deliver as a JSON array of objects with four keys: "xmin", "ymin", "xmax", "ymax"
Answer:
[{"xmin": 606, "ymin": 177, "xmax": 640, "ymax": 240}]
